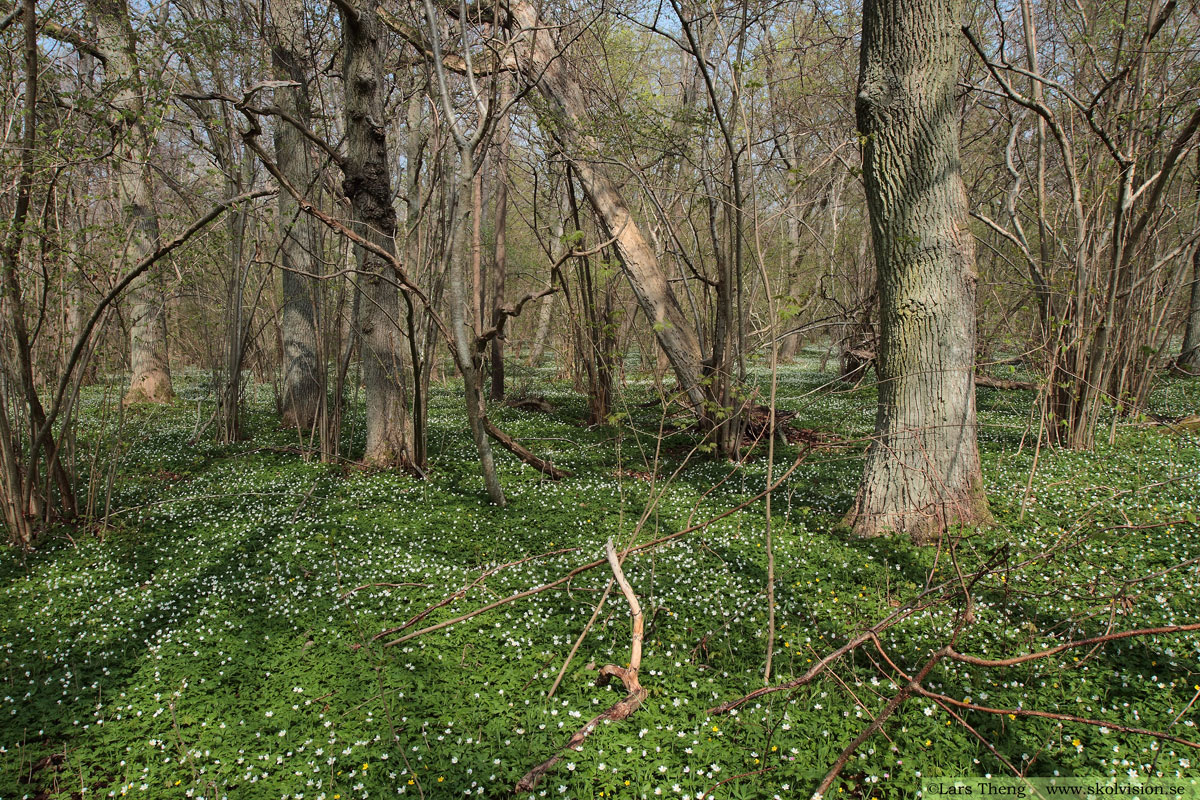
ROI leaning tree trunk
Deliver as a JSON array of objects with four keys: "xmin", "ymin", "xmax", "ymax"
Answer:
[
  {"xmin": 507, "ymin": 0, "xmax": 706, "ymax": 411},
  {"xmin": 845, "ymin": 0, "xmax": 990, "ymax": 543},
  {"xmin": 342, "ymin": 0, "xmax": 414, "ymax": 467},
  {"xmin": 270, "ymin": 0, "xmax": 322, "ymax": 430},
  {"xmin": 88, "ymin": 0, "xmax": 174, "ymax": 405}
]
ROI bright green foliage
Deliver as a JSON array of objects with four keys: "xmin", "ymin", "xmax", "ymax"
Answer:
[{"xmin": 3, "ymin": 354, "xmax": 1200, "ymax": 798}]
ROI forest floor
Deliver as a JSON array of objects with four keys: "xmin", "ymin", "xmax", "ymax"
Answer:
[{"xmin": 4, "ymin": 349, "xmax": 1200, "ymax": 800}]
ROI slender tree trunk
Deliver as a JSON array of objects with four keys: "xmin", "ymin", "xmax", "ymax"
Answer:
[
  {"xmin": 270, "ymin": 0, "xmax": 322, "ymax": 430},
  {"xmin": 489, "ymin": 78, "xmax": 512, "ymax": 401},
  {"xmin": 528, "ymin": 189, "xmax": 566, "ymax": 368},
  {"xmin": 776, "ymin": 206, "xmax": 803, "ymax": 362},
  {"xmin": 88, "ymin": 0, "xmax": 175, "ymax": 405},
  {"xmin": 845, "ymin": 0, "xmax": 990, "ymax": 543},
  {"xmin": 64, "ymin": 221, "xmax": 96, "ymax": 386},
  {"xmin": 450, "ymin": 163, "xmax": 506, "ymax": 505},
  {"xmin": 342, "ymin": 0, "xmax": 413, "ymax": 467},
  {"xmin": 402, "ymin": 87, "xmax": 430, "ymax": 467},
  {"xmin": 527, "ymin": 293, "xmax": 555, "ymax": 366},
  {"xmin": 1180, "ymin": 157, "xmax": 1200, "ymax": 374},
  {"xmin": 1181, "ymin": 244, "xmax": 1200, "ymax": 373}
]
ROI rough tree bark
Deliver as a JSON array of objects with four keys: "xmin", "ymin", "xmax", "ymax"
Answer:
[
  {"xmin": 89, "ymin": 0, "xmax": 175, "ymax": 404},
  {"xmin": 507, "ymin": 0, "xmax": 706, "ymax": 410},
  {"xmin": 269, "ymin": 0, "xmax": 322, "ymax": 430},
  {"xmin": 341, "ymin": 0, "xmax": 414, "ymax": 467},
  {"xmin": 844, "ymin": 0, "xmax": 990, "ymax": 542}
]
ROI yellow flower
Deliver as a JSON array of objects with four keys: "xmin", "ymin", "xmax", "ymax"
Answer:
[
  {"xmin": 438, "ymin": 777, "xmax": 445, "ymax": 783},
  {"xmin": 1072, "ymin": 739, "xmax": 1081, "ymax": 747},
  {"xmin": 924, "ymin": 739, "xmax": 932, "ymax": 747},
  {"xmin": 712, "ymin": 725, "xmax": 719, "ymax": 732},
  {"xmin": 362, "ymin": 763, "xmax": 369, "ymax": 770},
  {"xmin": 1008, "ymin": 713, "xmax": 1016, "ymax": 720}
]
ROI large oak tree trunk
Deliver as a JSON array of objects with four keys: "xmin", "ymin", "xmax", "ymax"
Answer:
[
  {"xmin": 89, "ymin": 0, "xmax": 175, "ymax": 405},
  {"xmin": 270, "ymin": 0, "xmax": 322, "ymax": 430},
  {"xmin": 507, "ymin": 0, "xmax": 705, "ymax": 410},
  {"xmin": 342, "ymin": 0, "xmax": 413, "ymax": 467},
  {"xmin": 845, "ymin": 0, "xmax": 990, "ymax": 543}
]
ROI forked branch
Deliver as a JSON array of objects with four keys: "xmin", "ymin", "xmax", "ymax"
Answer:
[{"xmin": 515, "ymin": 538, "xmax": 646, "ymax": 793}]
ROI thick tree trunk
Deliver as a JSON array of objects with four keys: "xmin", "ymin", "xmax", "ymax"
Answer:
[
  {"xmin": 507, "ymin": 0, "xmax": 705, "ymax": 410},
  {"xmin": 270, "ymin": 0, "xmax": 322, "ymax": 430},
  {"xmin": 342, "ymin": 0, "xmax": 413, "ymax": 467},
  {"xmin": 845, "ymin": 0, "xmax": 990, "ymax": 543},
  {"xmin": 88, "ymin": 0, "xmax": 174, "ymax": 405}
]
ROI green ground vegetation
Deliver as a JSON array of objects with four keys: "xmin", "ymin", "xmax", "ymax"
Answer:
[{"xmin": 4, "ymin": 351, "xmax": 1200, "ymax": 799}]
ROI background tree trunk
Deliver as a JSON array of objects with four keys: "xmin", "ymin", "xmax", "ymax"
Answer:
[
  {"xmin": 270, "ymin": 0, "xmax": 322, "ymax": 430},
  {"xmin": 1180, "ymin": 245, "xmax": 1200, "ymax": 373},
  {"xmin": 489, "ymin": 77, "xmax": 512, "ymax": 402},
  {"xmin": 845, "ymin": 0, "xmax": 990, "ymax": 543},
  {"xmin": 89, "ymin": 0, "xmax": 175, "ymax": 405}
]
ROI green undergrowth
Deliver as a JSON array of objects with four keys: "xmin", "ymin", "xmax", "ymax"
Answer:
[{"xmin": 4, "ymin": 351, "xmax": 1200, "ymax": 799}]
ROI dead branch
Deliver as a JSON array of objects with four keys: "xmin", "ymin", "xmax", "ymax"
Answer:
[
  {"xmin": 380, "ymin": 445, "xmax": 817, "ymax": 648},
  {"xmin": 515, "ymin": 539, "xmax": 647, "ymax": 793},
  {"xmin": 975, "ymin": 374, "xmax": 1037, "ymax": 391},
  {"xmin": 482, "ymin": 417, "xmax": 572, "ymax": 479}
]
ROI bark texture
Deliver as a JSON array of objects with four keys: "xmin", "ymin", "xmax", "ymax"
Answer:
[
  {"xmin": 508, "ymin": 0, "xmax": 705, "ymax": 409},
  {"xmin": 90, "ymin": 0, "xmax": 174, "ymax": 404},
  {"xmin": 1181, "ymin": 246, "xmax": 1200, "ymax": 373},
  {"xmin": 845, "ymin": 0, "xmax": 989, "ymax": 542},
  {"xmin": 270, "ymin": 0, "xmax": 322, "ymax": 430},
  {"xmin": 343, "ymin": 0, "xmax": 413, "ymax": 467}
]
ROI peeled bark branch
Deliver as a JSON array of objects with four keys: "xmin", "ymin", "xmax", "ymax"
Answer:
[
  {"xmin": 380, "ymin": 445, "xmax": 817, "ymax": 648},
  {"xmin": 515, "ymin": 539, "xmax": 646, "ymax": 793}
]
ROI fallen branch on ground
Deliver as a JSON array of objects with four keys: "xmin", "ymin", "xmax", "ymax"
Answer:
[
  {"xmin": 483, "ymin": 417, "xmax": 571, "ymax": 479},
  {"xmin": 515, "ymin": 539, "xmax": 647, "ymax": 793}
]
